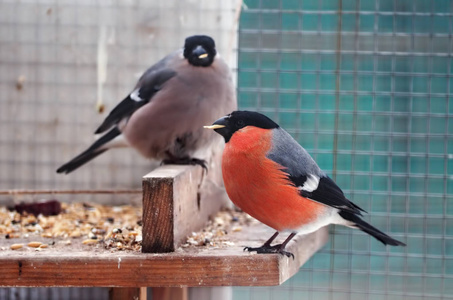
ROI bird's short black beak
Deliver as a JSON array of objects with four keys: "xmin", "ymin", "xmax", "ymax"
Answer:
[{"xmin": 192, "ymin": 45, "xmax": 209, "ymax": 60}]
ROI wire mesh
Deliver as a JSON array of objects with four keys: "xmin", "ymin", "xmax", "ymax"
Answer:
[
  {"xmin": 235, "ymin": 0, "xmax": 452, "ymax": 299},
  {"xmin": 0, "ymin": 0, "xmax": 239, "ymax": 298},
  {"xmin": 0, "ymin": 0, "xmax": 239, "ymax": 205}
]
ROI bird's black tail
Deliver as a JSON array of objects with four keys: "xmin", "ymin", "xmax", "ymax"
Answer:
[
  {"xmin": 339, "ymin": 211, "xmax": 406, "ymax": 246},
  {"xmin": 56, "ymin": 127, "xmax": 121, "ymax": 174}
]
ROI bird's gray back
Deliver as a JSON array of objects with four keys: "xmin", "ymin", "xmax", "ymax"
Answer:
[
  {"xmin": 134, "ymin": 50, "xmax": 182, "ymax": 89},
  {"xmin": 267, "ymin": 128, "xmax": 324, "ymax": 177}
]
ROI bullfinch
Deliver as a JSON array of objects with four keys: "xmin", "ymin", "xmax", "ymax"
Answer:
[
  {"xmin": 205, "ymin": 111, "xmax": 405, "ymax": 258},
  {"xmin": 57, "ymin": 35, "xmax": 236, "ymax": 174}
]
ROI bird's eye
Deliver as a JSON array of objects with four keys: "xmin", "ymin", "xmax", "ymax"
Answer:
[{"xmin": 237, "ymin": 120, "xmax": 245, "ymax": 127}]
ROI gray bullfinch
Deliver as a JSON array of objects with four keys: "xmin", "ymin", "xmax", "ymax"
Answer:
[
  {"xmin": 205, "ymin": 111, "xmax": 405, "ymax": 258},
  {"xmin": 57, "ymin": 35, "xmax": 236, "ymax": 174}
]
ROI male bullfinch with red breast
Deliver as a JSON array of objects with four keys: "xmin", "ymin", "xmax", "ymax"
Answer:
[{"xmin": 205, "ymin": 111, "xmax": 405, "ymax": 258}]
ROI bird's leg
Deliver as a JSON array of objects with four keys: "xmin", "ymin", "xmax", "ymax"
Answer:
[
  {"xmin": 244, "ymin": 232, "xmax": 296, "ymax": 259},
  {"xmin": 243, "ymin": 231, "xmax": 279, "ymax": 253},
  {"xmin": 259, "ymin": 231, "xmax": 280, "ymax": 247},
  {"xmin": 161, "ymin": 152, "xmax": 207, "ymax": 170}
]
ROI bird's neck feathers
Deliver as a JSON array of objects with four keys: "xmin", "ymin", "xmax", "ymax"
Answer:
[{"xmin": 224, "ymin": 126, "xmax": 273, "ymax": 154}]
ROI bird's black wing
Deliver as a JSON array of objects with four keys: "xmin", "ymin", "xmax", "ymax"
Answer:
[
  {"xmin": 95, "ymin": 68, "xmax": 177, "ymax": 134},
  {"xmin": 288, "ymin": 174, "xmax": 366, "ymax": 215},
  {"xmin": 267, "ymin": 128, "xmax": 366, "ymax": 215}
]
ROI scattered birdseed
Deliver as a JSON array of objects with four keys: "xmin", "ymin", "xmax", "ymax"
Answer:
[
  {"xmin": 1, "ymin": 203, "xmax": 255, "ymax": 252},
  {"xmin": 0, "ymin": 203, "xmax": 142, "ymax": 251},
  {"xmin": 10, "ymin": 244, "xmax": 23, "ymax": 250},
  {"xmin": 181, "ymin": 208, "xmax": 258, "ymax": 248},
  {"xmin": 82, "ymin": 239, "xmax": 98, "ymax": 245},
  {"xmin": 27, "ymin": 241, "xmax": 42, "ymax": 248}
]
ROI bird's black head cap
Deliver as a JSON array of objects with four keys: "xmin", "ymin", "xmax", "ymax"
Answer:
[
  {"xmin": 207, "ymin": 111, "xmax": 279, "ymax": 143},
  {"xmin": 183, "ymin": 35, "xmax": 216, "ymax": 67}
]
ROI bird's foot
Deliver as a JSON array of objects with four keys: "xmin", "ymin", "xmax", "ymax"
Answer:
[
  {"xmin": 161, "ymin": 157, "xmax": 207, "ymax": 171},
  {"xmin": 244, "ymin": 244, "xmax": 294, "ymax": 259},
  {"xmin": 187, "ymin": 158, "xmax": 208, "ymax": 170}
]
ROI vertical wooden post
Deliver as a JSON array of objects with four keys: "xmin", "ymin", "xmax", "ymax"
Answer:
[
  {"xmin": 153, "ymin": 287, "xmax": 188, "ymax": 300},
  {"xmin": 109, "ymin": 287, "xmax": 147, "ymax": 300},
  {"xmin": 142, "ymin": 164, "xmax": 227, "ymax": 253},
  {"xmin": 142, "ymin": 170, "xmax": 178, "ymax": 253}
]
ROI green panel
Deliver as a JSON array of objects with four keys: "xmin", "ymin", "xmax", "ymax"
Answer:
[
  {"xmin": 239, "ymin": 12, "xmax": 260, "ymax": 29},
  {"xmin": 302, "ymin": 14, "xmax": 319, "ymax": 31},
  {"xmin": 378, "ymin": 15, "xmax": 394, "ymax": 32},
  {"xmin": 301, "ymin": 0, "xmax": 319, "ymax": 10},
  {"xmin": 280, "ymin": 53, "xmax": 300, "ymax": 70},
  {"xmin": 236, "ymin": 1, "xmax": 451, "ymax": 299},
  {"xmin": 395, "ymin": 15, "xmax": 413, "ymax": 33},
  {"xmin": 359, "ymin": 14, "xmax": 375, "ymax": 31},
  {"xmin": 260, "ymin": 0, "xmax": 280, "ymax": 9},
  {"xmin": 281, "ymin": 0, "xmax": 300, "ymax": 10},
  {"xmin": 321, "ymin": 14, "xmax": 338, "ymax": 31},
  {"xmin": 341, "ymin": 13, "xmax": 357, "ymax": 32}
]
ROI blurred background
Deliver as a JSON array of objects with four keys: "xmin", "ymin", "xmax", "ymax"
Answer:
[{"xmin": 0, "ymin": 0, "xmax": 452, "ymax": 299}]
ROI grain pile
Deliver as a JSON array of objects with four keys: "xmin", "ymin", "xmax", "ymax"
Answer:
[
  {"xmin": 0, "ymin": 202, "xmax": 256, "ymax": 252},
  {"xmin": 0, "ymin": 202, "xmax": 142, "ymax": 251}
]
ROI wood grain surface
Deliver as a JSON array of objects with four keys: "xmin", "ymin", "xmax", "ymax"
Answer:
[{"xmin": 0, "ymin": 223, "xmax": 328, "ymax": 287}]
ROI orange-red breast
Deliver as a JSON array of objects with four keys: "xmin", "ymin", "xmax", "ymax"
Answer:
[{"xmin": 205, "ymin": 111, "xmax": 405, "ymax": 258}]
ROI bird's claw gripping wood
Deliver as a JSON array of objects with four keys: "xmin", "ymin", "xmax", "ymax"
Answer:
[
  {"xmin": 161, "ymin": 157, "xmax": 208, "ymax": 171},
  {"xmin": 243, "ymin": 245, "xmax": 295, "ymax": 259},
  {"xmin": 187, "ymin": 158, "xmax": 208, "ymax": 171}
]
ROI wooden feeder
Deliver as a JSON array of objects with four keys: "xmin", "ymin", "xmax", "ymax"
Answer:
[{"xmin": 0, "ymin": 164, "xmax": 328, "ymax": 299}]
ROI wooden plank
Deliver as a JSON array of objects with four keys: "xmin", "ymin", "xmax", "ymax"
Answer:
[
  {"xmin": 0, "ymin": 224, "xmax": 328, "ymax": 287},
  {"xmin": 142, "ymin": 163, "xmax": 227, "ymax": 253}
]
